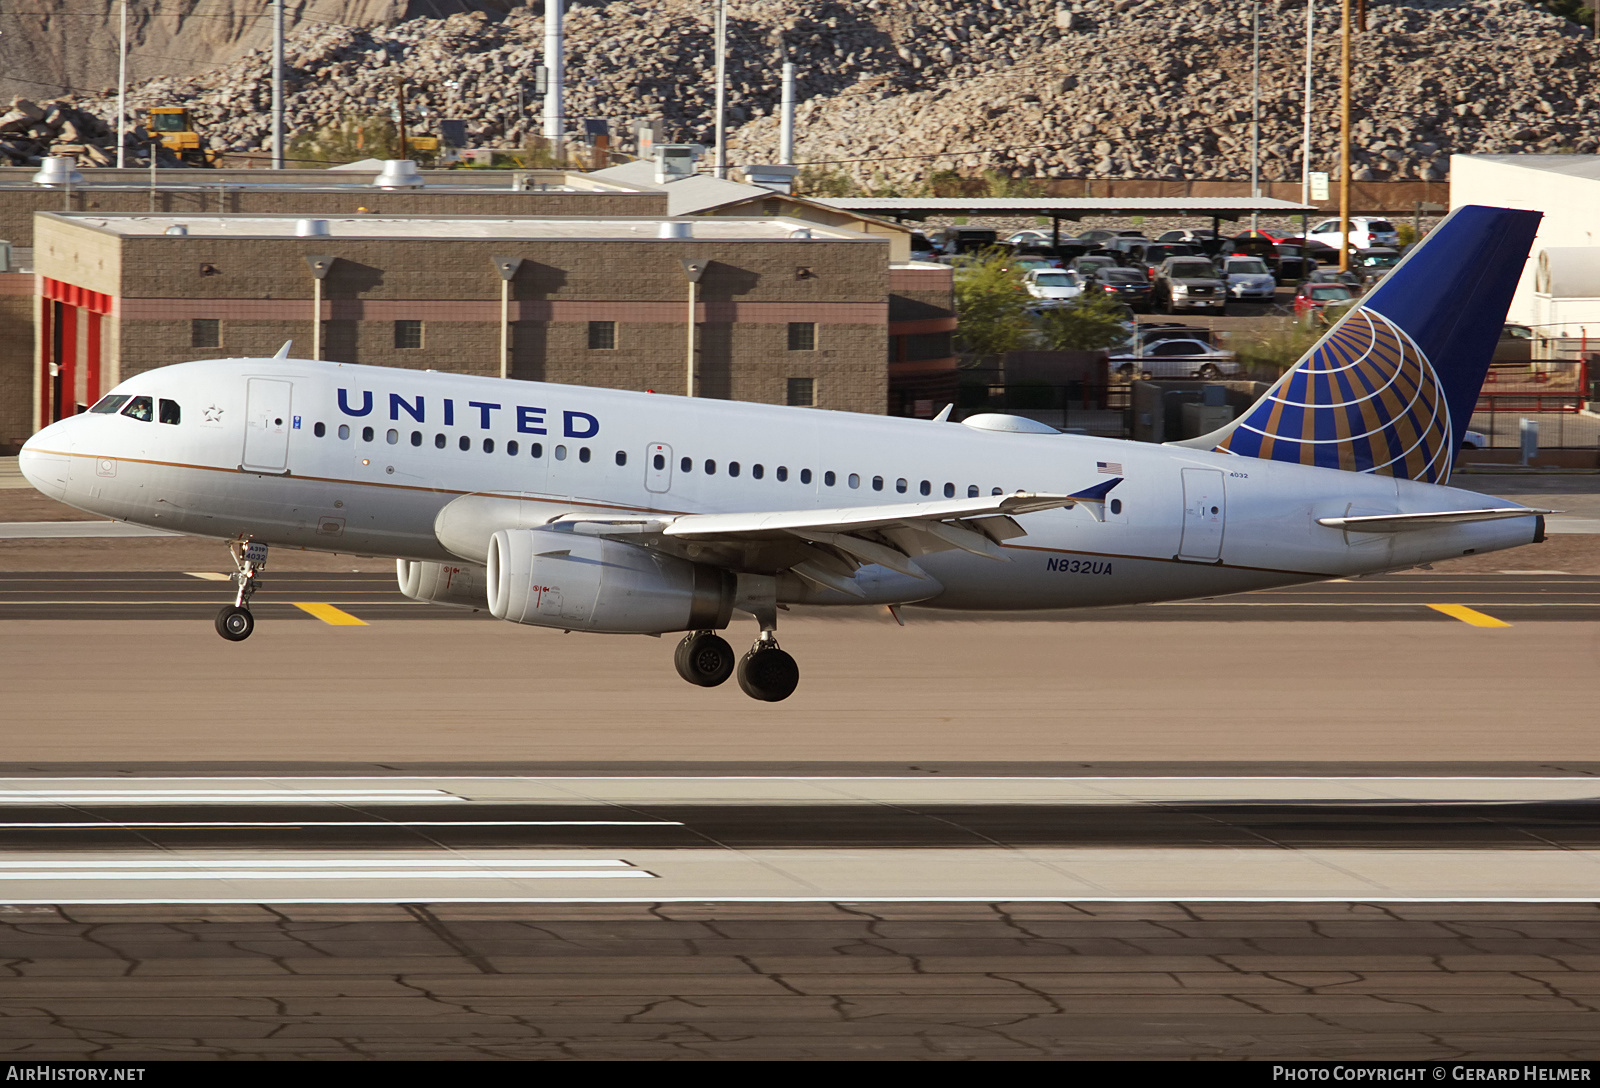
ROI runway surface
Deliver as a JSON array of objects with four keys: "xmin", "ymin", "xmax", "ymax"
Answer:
[{"xmin": 5, "ymin": 570, "xmax": 1600, "ymax": 624}]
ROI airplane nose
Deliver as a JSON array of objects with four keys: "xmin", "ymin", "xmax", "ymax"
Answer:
[{"xmin": 18, "ymin": 422, "xmax": 74, "ymax": 500}]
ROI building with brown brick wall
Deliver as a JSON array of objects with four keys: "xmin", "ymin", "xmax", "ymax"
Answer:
[{"xmin": 26, "ymin": 212, "xmax": 949, "ymax": 440}]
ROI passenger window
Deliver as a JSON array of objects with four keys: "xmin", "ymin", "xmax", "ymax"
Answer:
[
  {"xmin": 411, "ymin": 431, "xmax": 421, "ymax": 446},
  {"xmin": 992, "ymin": 487, "xmax": 1003, "ymax": 496},
  {"xmin": 704, "ymin": 459, "xmax": 716, "ymax": 474},
  {"xmin": 616, "ymin": 451, "xmax": 627, "ymax": 467},
  {"xmin": 434, "ymin": 433, "xmax": 445, "ymax": 449},
  {"xmin": 752, "ymin": 464, "xmax": 764, "ymax": 479},
  {"xmin": 896, "ymin": 478, "xmax": 907, "ymax": 493},
  {"xmin": 158, "ymin": 399, "xmax": 181, "ymax": 425},
  {"xmin": 531, "ymin": 442, "xmax": 543, "ymax": 458},
  {"xmin": 944, "ymin": 483, "xmax": 955, "ymax": 498},
  {"xmin": 729, "ymin": 462, "xmax": 740, "ymax": 477},
  {"xmin": 824, "ymin": 471, "xmax": 836, "ymax": 487},
  {"xmin": 800, "ymin": 469, "xmax": 812, "ymax": 484},
  {"xmin": 920, "ymin": 480, "xmax": 931, "ymax": 496},
  {"xmin": 968, "ymin": 485, "xmax": 979, "ymax": 497},
  {"xmin": 777, "ymin": 466, "xmax": 788, "ymax": 482},
  {"xmin": 458, "ymin": 435, "xmax": 470, "ymax": 451},
  {"xmin": 362, "ymin": 426, "xmax": 374, "ymax": 442},
  {"xmin": 508, "ymin": 440, "xmax": 519, "ymax": 456},
  {"xmin": 579, "ymin": 447, "xmax": 591, "ymax": 463},
  {"xmin": 654, "ymin": 454, "xmax": 666, "ymax": 470},
  {"xmin": 1111, "ymin": 498, "xmax": 1123, "ymax": 514},
  {"xmin": 121, "ymin": 396, "xmax": 154, "ymax": 422},
  {"xmin": 872, "ymin": 476, "xmax": 883, "ymax": 491},
  {"xmin": 90, "ymin": 394, "xmax": 130, "ymax": 414},
  {"xmin": 555, "ymin": 445, "xmax": 567, "ymax": 461},
  {"xmin": 387, "ymin": 429, "xmax": 399, "ymax": 445},
  {"xmin": 483, "ymin": 438, "xmax": 494, "ymax": 453},
  {"xmin": 314, "ymin": 422, "xmax": 326, "ymax": 438},
  {"xmin": 339, "ymin": 424, "xmax": 351, "ymax": 440},
  {"xmin": 848, "ymin": 473, "xmax": 859, "ymax": 489}
]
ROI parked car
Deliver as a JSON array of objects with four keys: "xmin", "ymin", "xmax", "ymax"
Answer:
[
  {"xmin": 1271, "ymin": 243, "xmax": 1318, "ymax": 281},
  {"xmin": 1023, "ymin": 268, "xmax": 1084, "ymax": 301},
  {"xmin": 1306, "ymin": 268, "xmax": 1364, "ymax": 289},
  {"xmin": 1218, "ymin": 256, "xmax": 1278, "ymax": 301},
  {"xmin": 1068, "ymin": 254, "xmax": 1120, "ymax": 277},
  {"xmin": 1156, "ymin": 228, "xmax": 1218, "ymax": 244},
  {"xmin": 1493, "ymin": 324, "xmax": 1535, "ymax": 365},
  {"xmin": 1080, "ymin": 228, "xmax": 1149, "ymax": 245},
  {"xmin": 1123, "ymin": 241, "xmax": 1198, "ymax": 274},
  {"xmin": 930, "ymin": 227, "xmax": 1000, "ymax": 255},
  {"xmin": 1350, "ymin": 246, "xmax": 1402, "ymax": 284},
  {"xmin": 1110, "ymin": 336, "xmax": 1243, "ymax": 380},
  {"xmin": 1305, "ymin": 216, "xmax": 1400, "ymax": 251},
  {"xmin": 1082, "ymin": 266, "xmax": 1155, "ymax": 311},
  {"xmin": 1294, "ymin": 281, "xmax": 1358, "ymax": 320},
  {"xmin": 1459, "ymin": 429, "xmax": 1490, "ymax": 450},
  {"xmin": 1011, "ymin": 256, "xmax": 1062, "ymax": 274},
  {"xmin": 1005, "ymin": 230, "xmax": 1054, "ymax": 247},
  {"xmin": 1153, "ymin": 256, "xmax": 1228, "ymax": 314}
]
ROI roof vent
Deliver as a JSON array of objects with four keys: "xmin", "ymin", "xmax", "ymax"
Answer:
[
  {"xmin": 295, "ymin": 219, "xmax": 331, "ymax": 238},
  {"xmin": 32, "ymin": 156, "xmax": 84, "ymax": 187},
  {"xmin": 960, "ymin": 413, "xmax": 1062, "ymax": 435},
  {"xmin": 371, "ymin": 159, "xmax": 424, "ymax": 189},
  {"xmin": 741, "ymin": 164, "xmax": 800, "ymax": 194},
  {"xmin": 789, "ymin": 228, "xmax": 813, "ymax": 240},
  {"xmin": 658, "ymin": 221, "xmax": 693, "ymax": 239},
  {"xmin": 163, "ymin": 223, "xmax": 188, "ymax": 236}
]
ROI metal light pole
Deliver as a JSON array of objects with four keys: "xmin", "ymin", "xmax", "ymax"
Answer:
[
  {"xmin": 1302, "ymin": 0, "xmax": 1314, "ymax": 206},
  {"xmin": 1250, "ymin": 0, "xmax": 1261, "ymax": 231},
  {"xmin": 713, "ymin": 0, "xmax": 728, "ymax": 179},
  {"xmin": 116, "ymin": 0, "xmax": 127, "ymax": 168},
  {"xmin": 492, "ymin": 257, "xmax": 523, "ymax": 380},
  {"xmin": 779, "ymin": 61, "xmax": 795, "ymax": 166},
  {"xmin": 1339, "ymin": 0, "xmax": 1352, "ymax": 272},
  {"xmin": 543, "ymin": 0, "xmax": 564, "ymax": 152},
  {"xmin": 272, "ymin": 0, "xmax": 284, "ymax": 169},
  {"xmin": 680, "ymin": 259, "xmax": 706, "ymax": 395}
]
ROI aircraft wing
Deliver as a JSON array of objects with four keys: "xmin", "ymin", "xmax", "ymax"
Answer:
[
  {"xmin": 544, "ymin": 480, "xmax": 1123, "ymax": 595},
  {"xmin": 1317, "ymin": 507, "xmax": 1556, "ymax": 533}
]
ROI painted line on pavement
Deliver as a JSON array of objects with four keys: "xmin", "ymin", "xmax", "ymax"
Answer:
[
  {"xmin": 293, "ymin": 602, "xmax": 368, "ymax": 626},
  {"xmin": 1428, "ymin": 603, "xmax": 1513, "ymax": 627}
]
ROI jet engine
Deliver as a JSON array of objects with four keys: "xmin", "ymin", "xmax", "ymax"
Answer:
[
  {"xmin": 396, "ymin": 559, "xmax": 489, "ymax": 610},
  {"xmin": 486, "ymin": 529, "xmax": 735, "ymax": 634}
]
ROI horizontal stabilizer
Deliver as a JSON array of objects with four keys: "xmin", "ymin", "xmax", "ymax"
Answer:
[{"xmin": 1317, "ymin": 507, "xmax": 1556, "ymax": 533}]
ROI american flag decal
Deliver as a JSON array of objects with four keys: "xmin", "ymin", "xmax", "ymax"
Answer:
[{"xmin": 1097, "ymin": 461, "xmax": 1122, "ymax": 474}]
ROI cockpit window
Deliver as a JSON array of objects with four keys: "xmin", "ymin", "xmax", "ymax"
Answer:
[
  {"xmin": 90, "ymin": 395, "xmax": 130, "ymax": 414},
  {"xmin": 121, "ymin": 396, "xmax": 154, "ymax": 422},
  {"xmin": 158, "ymin": 399, "xmax": 181, "ymax": 425}
]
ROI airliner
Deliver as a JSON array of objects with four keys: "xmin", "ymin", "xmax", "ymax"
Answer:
[{"xmin": 19, "ymin": 206, "xmax": 1550, "ymax": 701}]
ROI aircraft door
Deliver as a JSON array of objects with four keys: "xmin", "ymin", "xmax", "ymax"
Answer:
[
  {"xmin": 1178, "ymin": 467, "xmax": 1225, "ymax": 561},
  {"xmin": 645, "ymin": 443, "xmax": 672, "ymax": 493},
  {"xmin": 241, "ymin": 378, "xmax": 294, "ymax": 474}
]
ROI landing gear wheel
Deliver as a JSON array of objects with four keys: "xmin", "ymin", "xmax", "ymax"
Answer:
[
  {"xmin": 675, "ymin": 631, "xmax": 735, "ymax": 687},
  {"xmin": 737, "ymin": 644, "xmax": 800, "ymax": 702},
  {"xmin": 215, "ymin": 605, "xmax": 254, "ymax": 642}
]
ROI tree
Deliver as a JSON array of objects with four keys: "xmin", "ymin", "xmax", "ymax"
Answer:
[
  {"xmin": 1036, "ymin": 289, "xmax": 1132, "ymax": 352},
  {"xmin": 953, "ymin": 248, "xmax": 1031, "ymax": 361},
  {"xmin": 287, "ymin": 114, "xmax": 403, "ymax": 167}
]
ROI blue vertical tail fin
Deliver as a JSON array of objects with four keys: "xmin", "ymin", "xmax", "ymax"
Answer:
[{"xmin": 1200, "ymin": 205, "xmax": 1542, "ymax": 483}]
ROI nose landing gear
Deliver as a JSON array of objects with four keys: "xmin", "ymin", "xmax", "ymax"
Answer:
[{"xmin": 215, "ymin": 539, "xmax": 268, "ymax": 642}]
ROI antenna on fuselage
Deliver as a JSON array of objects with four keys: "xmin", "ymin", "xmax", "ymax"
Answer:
[
  {"xmin": 272, "ymin": 341, "xmax": 292, "ymax": 360},
  {"xmin": 932, "ymin": 404, "xmax": 954, "ymax": 423}
]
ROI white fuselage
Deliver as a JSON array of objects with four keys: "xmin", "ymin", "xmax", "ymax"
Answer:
[{"xmin": 20, "ymin": 357, "xmax": 1541, "ymax": 610}]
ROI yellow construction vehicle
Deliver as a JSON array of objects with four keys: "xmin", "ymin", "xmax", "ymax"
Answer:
[{"xmin": 146, "ymin": 107, "xmax": 214, "ymax": 166}]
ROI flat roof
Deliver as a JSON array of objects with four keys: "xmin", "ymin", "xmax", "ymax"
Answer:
[
  {"xmin": 815, "ymin": 196, "xmax": 1320, "ymax": 219},
  {"xmin": 0, "ymin": 167, "xmax": 656, "ymax": 195},
  {"xmin": 1452, "ymin": 153, "xmax": 1600, "ymax": 182},
  {"xmin": 40, "ymin": 213, "xmax": 878, "ymax": 243}
]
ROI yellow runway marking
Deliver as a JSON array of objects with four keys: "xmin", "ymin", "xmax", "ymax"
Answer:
[
  {"xmin": 185, "ymin": 572, "xmax": 232, "ymax": 581},
  {"xmin": 293, "ymin": 602, "xmax": 368, "ymax": 626},
  {"xmin": 1427, "ymin": 604, "xmax": 1512, "ymax": 627}
]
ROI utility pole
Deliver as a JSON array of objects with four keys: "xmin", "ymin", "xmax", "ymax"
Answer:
[
  {"xmin": 1339, "ymin": 0, "xmax": 1352, "ymax": 273},
  {"xmin": 395, "ymin": 74, "xmax": 408, "ymax": 160},
  {"xmin": 1250, "ymin": 0, "xmax": 1261, "ymax": 231},
  {"xmin": 272, "ymin": 0, "xmax": 284, "ymax": 169},
  {"xmin": 779, "ymin": 61, "xmax": 795, "ymax": 166},
  {"xmin": 116, "ymin": 0, "xmax": 127, "ymax": 168},
  {"xmin": 713, "ymin": 0, "xmax": 728, "ymax": 178}
]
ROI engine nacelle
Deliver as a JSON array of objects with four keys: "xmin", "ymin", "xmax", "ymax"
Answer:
[
  {"xmin": 396, "ymin": 559, "xmax": 489, "ymax": 610},
  {"xmin": 486, "ymin": 529, "xmax": 735, "ymax": 634}
]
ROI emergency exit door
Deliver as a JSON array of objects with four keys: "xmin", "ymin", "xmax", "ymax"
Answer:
[
  {"xmin": 241, "ymin": 378, "xmax": 294, "ymax": 473},
  {"xmin": 1178, "ymin": 467, "xmax": 1226, "ymax": 561},
  {"xmin": 645, "ymin": 443, "xmax": 673, "ymax": 493}
]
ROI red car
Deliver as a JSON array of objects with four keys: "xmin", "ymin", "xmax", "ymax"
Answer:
[{"xmin": 1293, "ymin": 281, "xmax": 1357, "ymax": 320}]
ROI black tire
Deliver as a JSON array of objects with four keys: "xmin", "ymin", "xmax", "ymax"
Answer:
[
  {"xmin": 215, "ymin": 605, "xmax": 254, "ymax": 642},
  {"xmin": 674, "ymin": 631, "xmax": 735, "ymax": 687},
  {"xmin": 736, "ymin": 646, "xmax": 800, "ymax": 702},
  {"xmin": 1116, "ymin": 363, "xmax": 1134, "ymax": 378},
  {"xmin": 1198, "ymin": 364, "xmax": 1221, "ymax": 380}
]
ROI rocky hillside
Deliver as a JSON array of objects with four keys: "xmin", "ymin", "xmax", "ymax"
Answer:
[{"xmin": 65, "ymin": 0, "xmax": 1600, "ymax": 183}]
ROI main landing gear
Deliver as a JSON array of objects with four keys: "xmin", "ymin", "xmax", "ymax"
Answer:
[
  {"xmin": 672, "ymin": 580, "xmax": 799, "ymax": 702},
  {"xmin": 214, "ymin": 540, "xmax": 268, "ymax": 642}
]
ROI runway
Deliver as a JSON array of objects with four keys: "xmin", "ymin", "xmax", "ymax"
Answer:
[{"xmin": 5, "ymin": 570, "xmax": 1600, "ymax": 624}]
